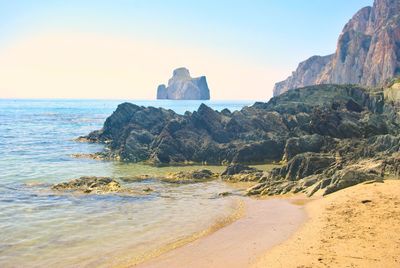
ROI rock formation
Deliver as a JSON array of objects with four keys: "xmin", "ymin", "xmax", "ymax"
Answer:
[
  {"xmin": 274, "ymin": 0, "xmax": 400, "ymax": 96},
  {"xmin": 52, "ymin": 176, "xmax": 131, "ymax": 194},
  {"xmin": 82, "ymin": 82, "xmax": 400, "ymax": 196},
  {"xmin": 157, "ymin": 67, "xmax": 210, "ymax": 100}
]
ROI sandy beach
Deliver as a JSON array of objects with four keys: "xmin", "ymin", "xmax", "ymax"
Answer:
[
  {"xmin": 135, "ymin": 180, "xmax": 400, "ymax": 268},
  {"xmin": 254, "ymin": 180, "xmax": 400, "ymax": 268},
  {"xmin": 136, "ymin": 198, "xmax": 306, "ymax": 268}
]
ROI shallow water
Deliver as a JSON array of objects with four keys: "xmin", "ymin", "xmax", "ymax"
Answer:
[{"xmin": 0, "ymin": 99, "xmax": 267, "ymax": 267}]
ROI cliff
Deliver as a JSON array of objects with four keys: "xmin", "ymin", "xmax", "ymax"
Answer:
[
  {"xmin": 274, "ymin": 0, "xmax": 400, "ymax": 96},
  {"xmin": 156, "ymin": 67, "xmax": 210, "ymax": 100}
]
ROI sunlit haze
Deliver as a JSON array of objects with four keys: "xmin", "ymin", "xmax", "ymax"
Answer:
[{"xmin": 0, "ymin": 0, "xmax": 372, "ymax": 100}]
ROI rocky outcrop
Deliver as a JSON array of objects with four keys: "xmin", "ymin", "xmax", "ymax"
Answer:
[
  {"xmin": 221, "ymin": 164, "xmax": 264, "ymax": 182},
  {"xmin": 221, "ymin": 164, "xmax": 260, "ymax": 176},
  {"xmin": 117, "ymin": 170, "xmax": 219, "ymax": 184},
  {"xmin": 161, "ymin": 169, "xmax": 219, "ymax": 184},
  {"xmin": 83, "ymin": 84, "xmax": 393, "ymax": 165},
  {"xmin": 82, "ymin": 81, "xmax": 400, "ymax": 196},
  {"xmin": 157, "ymin": 67, "xmax": 210, "ymax": 100},
  {"xmin": 51, "ymin": 177, "xmax": 133, "ymax": 194},
  {"xmin": 246, "ymin": 159, "xmax": 384, "ymax": 197},
  {"xmin": 274, "ymin": 0, "xmax": 400, "ymax": 96},
  {"xmin": 82, "ymin": 99, "xmax": 292, "ymax": 164}
]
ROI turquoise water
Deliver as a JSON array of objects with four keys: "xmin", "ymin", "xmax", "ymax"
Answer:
[{"xmin": 0, "ymin": 99, "xmax": 256, "ymax": 267}]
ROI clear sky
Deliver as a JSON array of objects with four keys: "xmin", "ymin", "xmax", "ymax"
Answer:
[{"xmin": 0, "ymin": 0, "xmax": 372, "ymax": 100}]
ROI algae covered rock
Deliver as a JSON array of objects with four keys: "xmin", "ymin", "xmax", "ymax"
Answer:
[
  {"xmin": 161, "ymin": 169, "xmax": 219, "ymax": 184},
  {"xmin": 221, "ymin": 164, "xmax": 260, "ymax": 176},
  {"xmin": 221, "ymin": 164, "xmax": 264, "ymax": 182},
  {"xmin": 52, "ymin": 176, "xmax": 129, "ymax": 194}
]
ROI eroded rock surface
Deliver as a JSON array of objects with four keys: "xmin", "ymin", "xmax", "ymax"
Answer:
[
  {"xmin": 221, "ymin": 164, "xmax": 264, "ymax": 182},
  {"xmin": 274, "ymin": 0, "xmax": 400, "ymax": 96},
  {"xmin": 82, "ymin": 82, "xmax": 400, "ymax": 196},
  {"xmin": 52, "ymin": 176, "xmax": 127, "ymax": 194},
  {"xmin": 161, "ymin": 169, "xmax": 218, "ymax": 184}
]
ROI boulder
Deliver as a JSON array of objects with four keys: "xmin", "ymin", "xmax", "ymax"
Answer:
[
  {"xmin": 323, "ymin": 169, "xmax": 382, "ymax": 195},
  {"xmin": 51, "ymin": 176, "xmax": 128, "ymax": 194},
  {"xmin": 221, "ymin": 164, "xmax": 260, "ymax": 176},
  {"xmin": 279, "ymin": 153, "xmax": 336, "ymax": 181},
  {"xmin": 283, "ymin": 134, "xmax": 336, "ymax": 161},
  {"xmin": 161, "ymin": 169, "xmax": 219, "ymax": 184}
]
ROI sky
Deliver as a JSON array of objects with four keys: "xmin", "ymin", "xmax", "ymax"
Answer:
[{"xmin": 0, "ymin": 0, "xmax": 372, "ymax": 100}]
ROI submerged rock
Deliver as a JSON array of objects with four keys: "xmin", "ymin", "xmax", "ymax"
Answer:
[
  {"xmin": 52, "ymin": 176, "xmax": 134, "ymax": 194},
  {"xmin": 161, "ymin": 169, "xmax": 218, "ymax": 184}
]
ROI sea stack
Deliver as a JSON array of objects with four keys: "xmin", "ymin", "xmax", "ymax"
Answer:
[{"xmin": 157, "ymin": 67, "xmax": 210, "ymax": 100}]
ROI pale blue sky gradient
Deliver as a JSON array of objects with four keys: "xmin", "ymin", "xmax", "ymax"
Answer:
[{"xmin": 0, "ymin": 0, "xmax": 373, "ymax": 99}]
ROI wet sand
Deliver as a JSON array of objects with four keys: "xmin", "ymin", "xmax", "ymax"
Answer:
[
  {"xmin": 136, "ymin": 198, "xmax": 306, "ymax": 268},
  {"xmin": 254, "ymin": 180, "xmax": 400, "ymax": 267}
]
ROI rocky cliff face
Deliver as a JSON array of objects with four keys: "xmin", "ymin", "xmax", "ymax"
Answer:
[
  {"xmin": 274, "ymin": 0, "xmax": 400, "ymax": 96},
  {"xmin": 157, "ymin": 68, "xmax": 210, "ymax": 100}
]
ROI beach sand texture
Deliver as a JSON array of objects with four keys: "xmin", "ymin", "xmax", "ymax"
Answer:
[
  {"xmin": 137, "ymin": 199, "xmax": 306, "ymax": 268},
  {"xmin": 254, "ymin": 180, "xmax": 400, "ymax": 268}
]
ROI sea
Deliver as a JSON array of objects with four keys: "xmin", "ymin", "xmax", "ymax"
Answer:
[{"xmin": 0, "ymin": 99, "xmax": 266, "ymax": 267}]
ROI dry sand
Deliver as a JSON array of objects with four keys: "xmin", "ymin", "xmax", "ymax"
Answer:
[
  {"xmin": 136, "ymin": 199, "xmax": 306, "ymax": 268},
  {"xmin": 135, "ymin": 180, "xmax": 400, "ymax": 268},
  {"xmin": 254, "ymin": 180, "xmax": 400, "ymax": 268}
]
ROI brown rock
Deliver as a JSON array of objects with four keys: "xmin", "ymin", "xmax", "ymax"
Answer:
[{"xmin": 274, "ymin": 0, "xmax": 400, "ymax": 96}]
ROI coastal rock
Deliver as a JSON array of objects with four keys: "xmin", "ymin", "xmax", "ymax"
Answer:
[
  {"xmin": 274, "ymin": 0, "xmax": 400, "ymax": 96},
  {"xmin": 52, "ymin": 176, "xmax": 127, "ymax": 194},
  {"xmin": 323, "ymin": 169, "xmax": 382, "ymax": 195},
  {"xmin": 84, "ymin": 100, "xmax": 289, "ymax": 164},
  {"xmin": 161, "ymin": 169, "xmax": 219, "ymax": 184},
  {"xmin": 83, "ymin": 81, "xmax": 400, "ymax": 196},
  {"xmin": 283, "ymin": 134, "xmax": 336, "ymax": 161},
  {"xmin": 221, "ymin": 164, "xmax": 264, "ymax": 182},
  {"xmin": 156, "ymin": 67, "xmax": 210, "ymax": 100},
  {"xmin": 281, "ymin": 153, "xmax": 336, "ymax": 181},
  {"xmin": 247, "ymin": 157, "xmax": 387, "ymax": 197},
  {"xmin": 83, "ymin": 84, "xmax": 393, "ymax": 165},
  {"xmin": 221, "ymin": 164, "xmax": 260, "ymax": 176}
]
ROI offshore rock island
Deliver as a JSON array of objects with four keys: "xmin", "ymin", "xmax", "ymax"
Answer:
[{"xmin": 157, "ymin": 67, "xmax": 210, "ymax": 100}]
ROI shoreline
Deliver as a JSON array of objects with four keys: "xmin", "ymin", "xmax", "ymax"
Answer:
[
  {"xmin": 254, "ymin": 180, "xmax": 400, "ymax": 267},
  {"xmin": 111, "ymin": 198, "xmax": 246, "ymax": 267},
  {"xmin": 130, "ymin": 180, "xmax": 400, "ymax": 268},
  {"xmin": 134, "ymin": 197, "xmax": 306, "ymax": 268}
]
